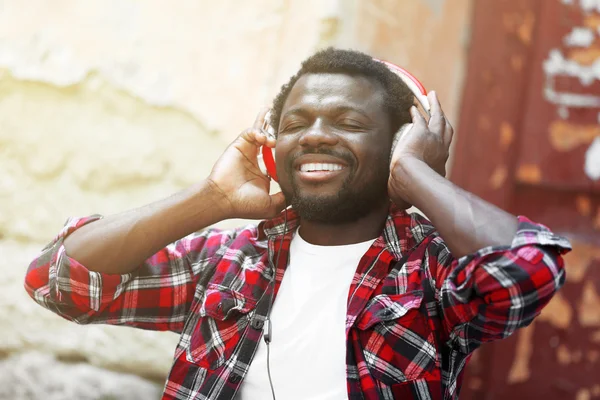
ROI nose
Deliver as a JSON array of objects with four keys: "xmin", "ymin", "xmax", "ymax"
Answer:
[{"xmin": 298, "ymin": 120, "xmax": 339, "ymax": 148}]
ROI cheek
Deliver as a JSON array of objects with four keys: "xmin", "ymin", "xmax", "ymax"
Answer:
[
  {"xmin": 274, "ymin": 143, "xmax": 293, "ymax": 186},
  {"xmin": 356, "ymin": 142, "xmax": 391, "ymax": 170}
]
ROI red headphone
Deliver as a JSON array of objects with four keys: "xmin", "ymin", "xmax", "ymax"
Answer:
[{"xmin": 257, "ymin": 59, "xmax": 430, "ymax": 182}]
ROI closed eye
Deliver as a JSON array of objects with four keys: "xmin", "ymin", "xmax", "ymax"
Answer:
[
  {"xmin": 279, "ymin": 124, "xmax": 305, "ymax": 134},
  {"xmin": 337, "ymin": 123, "xmax": 366, "ymax": 131}
]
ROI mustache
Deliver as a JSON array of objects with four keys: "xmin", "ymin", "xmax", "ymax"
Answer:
[{"xmin": 287, "ymin": 148, "xmax": 356, "ymax": 167}]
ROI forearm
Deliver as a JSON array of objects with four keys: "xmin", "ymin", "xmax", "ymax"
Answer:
[
  {"xmin": 64, "ymin": 179, "xmax": 231, "ymax": 274},
  {"xmin": 393, "ymin": 157, "xmax": 518, "ymax": 258}
]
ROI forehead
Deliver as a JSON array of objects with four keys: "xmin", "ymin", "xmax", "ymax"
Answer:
[{"xmin": 282, "ymin": 73, "xmax": 386, "ymax": 115}]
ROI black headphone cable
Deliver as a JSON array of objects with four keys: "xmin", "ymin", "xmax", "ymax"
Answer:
[{"xmin": 264, "ymin": 205, "xmax": 288, "ymax": 400}]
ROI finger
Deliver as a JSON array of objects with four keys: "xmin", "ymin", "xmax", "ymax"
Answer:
[
  {"xmin": 444, "ymin": 117, "xmax": 454, "ymax": 147},
  {"xmin": 252, "ymin": 107, "xmax": 271, "ymax": 131},
  {"xmin": 240, "ymin": 128, "xmax": 276, "ymax": 147},
  {"xmin": 427, "ymin": 91, "xmax": 443, "ymax": 117},
  {"xmin": 410, "ymin": 106, "xmax": 427, "ymax": 128},
  {"xmin": 427, "ymin": 91, "xmax": 445, "ymax": 134}
]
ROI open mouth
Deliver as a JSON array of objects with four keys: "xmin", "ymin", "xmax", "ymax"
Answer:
[
  {"xmin": 296, "ymin": 162, "xmax": 348, "ymax": 182},
  {"xmin": 299, "ymin": 163, "xmax": 345, "ymax": 172},
  {"xmin": 292, "ymin": 153, "xmax": 352, "ymax": 183}
]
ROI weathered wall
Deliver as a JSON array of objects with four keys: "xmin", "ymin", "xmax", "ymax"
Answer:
[
  {"xmin": 451, "ymin": 1, "xmax": 600, "ymax": 399},
  {"xmin": 0, "ymin": 1, "xmax": 473, "ymax": 398}
]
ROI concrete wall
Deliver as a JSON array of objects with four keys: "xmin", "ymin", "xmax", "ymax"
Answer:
[{"xmin": 0, "ymin": 1, "xmax": 473, "ymax": 398}]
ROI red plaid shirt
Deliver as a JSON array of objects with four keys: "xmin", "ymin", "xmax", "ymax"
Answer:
[{"xmin": 25, "ymin": 205, "xmax": 570, "ymax": 399}]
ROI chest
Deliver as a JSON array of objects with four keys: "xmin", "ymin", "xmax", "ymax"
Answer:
[{"xmin": 174, "ymin": 239, "xmax": 442, "ymax": 391}]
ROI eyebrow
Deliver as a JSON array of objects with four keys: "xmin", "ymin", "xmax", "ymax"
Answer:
[{"xmin": 281, "ymin": 105, "xmax": 373, "ymax": 121}]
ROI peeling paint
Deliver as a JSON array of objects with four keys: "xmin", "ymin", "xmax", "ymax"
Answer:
[
  {"xmin": 568, "ymin": 47, "xmax": 600, "ymax": 65},
  {"xmin": 544, "ymin": 49, "xmax": 600, "ymax": 93},
  {"xmin": 563, "ymin": 240, "xmax": 600, "ymax": 282},
  {"xmin": 579, "ymin": 281, "xmax": 600, "ymax": 327},
  {"xmin": 500, "ymin": 122, "xmax": 514, "ymax": 149},
  {"xmin": 549, "ymin": 120, "xmax": 599, "ymax": 152},
  {"xmin": 577, "ymin": 0, "xmax": 600, "ymax": 13},
  {"xmin": 564, "ymin": 27, "xmax": 596, "ymax": 47},
  {"xmin": 489, "ymin": 165, "xmax": 507, "ymax": 189},
  {"xmin": 543, "ymin": 5, "xmax": 600, "ymax": 119},
  {"xmin": 516, "ymin": 164, "xmax": 542, "ymax": 183},
  {"xmin": 507, "ymin": 324, "xmax": 534, "ymax": 383},
  {"xmin": 555, "ymin": 345, "xmax": 584, "ymax": 365},
  {"xmin": 576, "ymin": 388, "xmax": 591, "ymax": 400},
  {"xmin": 557, "ymin": 344, "xmax": 573, "ymax": 365},
  {"xmin": 575, "ymin": 195, "xmax": 592, "ymax": 216},
  {"xmin": 502, "ymin": 12, "xmax": 535, "ymax": 45},
  {"xmin": 584, "ymin": 136, "xmax": 600, "ymax": 180},
  {"xmin": 563, "ymin": 0, "xmax": 600, "ymax": 13},
  {"xmin": 517, "ymin": 12, "xmax": 536, "ymax": 45},
  {"xmin": 538, "ymin": 291, "xmax": 573, "ymax": 328},
  {"xmin": 511, "ymin": 54, "xmax": 524, "ymax": 71},
  {"xmin": 583, "ymin": 14, "xmax": 600, "ymax": 29}
]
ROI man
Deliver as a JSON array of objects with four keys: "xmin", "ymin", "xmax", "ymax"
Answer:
[{"xmin": 25, "ymin": 48, "xmax": 570, "ymax": 400}]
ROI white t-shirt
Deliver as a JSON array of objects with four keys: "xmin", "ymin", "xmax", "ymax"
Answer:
[{"xmin": 236, "ymin": 229, "xmax": 375, "ymax": 400}]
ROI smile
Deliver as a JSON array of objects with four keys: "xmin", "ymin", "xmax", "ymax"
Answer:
[
  {"xmin": 291, "ymin": 153, "xmax": 352, "ymax": 184},
  {"xmin": 299, "ymin": 163, "xmax": 345, "ymax": 172},
  {"xmin": 295, "ymin": 163, "xmax": 347, "ymax": 183}
]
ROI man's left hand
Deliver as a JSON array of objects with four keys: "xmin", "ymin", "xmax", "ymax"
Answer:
[{"xmin": 388, "ymin": 91, "xmax": 454, "ymax": 206}]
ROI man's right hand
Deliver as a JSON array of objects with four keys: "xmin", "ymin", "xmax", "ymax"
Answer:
[{"xmin": 208, "ymin": 108, "xmax": 286, "ymax": 220}]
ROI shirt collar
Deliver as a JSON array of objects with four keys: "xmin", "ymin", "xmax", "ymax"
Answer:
[{"xmin": 258, "ymin": 202, "xmax": 435, "ymax": 261}]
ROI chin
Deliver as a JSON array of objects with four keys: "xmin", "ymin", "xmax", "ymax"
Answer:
[{"xmin": 289, "ymin": 193, "xmax": 385, "ymax": 224}]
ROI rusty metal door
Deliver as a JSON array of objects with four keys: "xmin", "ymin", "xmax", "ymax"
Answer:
[{"xmin": 452, "ymin": 1, "xmax": 600, "ymax": 399}]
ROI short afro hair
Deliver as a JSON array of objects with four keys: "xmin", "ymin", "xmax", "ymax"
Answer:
[{"xmin": 270, "ymin": 47, "xmax": 414, "ymax": 135}]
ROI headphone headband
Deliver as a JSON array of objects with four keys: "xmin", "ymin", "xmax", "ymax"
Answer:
[{"xmin": 373, "ymin": 58, "xmax": 430, "ymax": 115}]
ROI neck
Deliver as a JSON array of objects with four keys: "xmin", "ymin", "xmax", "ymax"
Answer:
[{"xmin": 297, "ymin": 200, "xmax": 390, "ymax": 246}]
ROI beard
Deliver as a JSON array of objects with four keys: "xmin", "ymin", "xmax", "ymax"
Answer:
[{"xmin": 280, "ymin": 150, "xmax": 390, "ymax": 224}]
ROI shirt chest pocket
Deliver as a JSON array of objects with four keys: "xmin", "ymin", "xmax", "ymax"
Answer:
[
  {"xmin": 355, "ymin": 291, "xmax": 438, "ymax": 385},
  {"xmin": 186, "ymin": 284, "xmax": 257, "ymax": 370}
]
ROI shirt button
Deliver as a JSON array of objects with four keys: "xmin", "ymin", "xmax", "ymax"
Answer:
[
  {"xmin": 251, "ymin": 319, "xmax": 264, "ymax": 330},
  {"xmin": 380, "ymin": 309, "xmax": 394, "ymax": 319},
  {"xmin": 228, "ymin": 373, "xmax": 242, "ymax": 384}
]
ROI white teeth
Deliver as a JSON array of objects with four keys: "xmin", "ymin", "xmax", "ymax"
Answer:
[{"xmin": 299, "ymin": 163, "xmax": 344, "ymax": 172}]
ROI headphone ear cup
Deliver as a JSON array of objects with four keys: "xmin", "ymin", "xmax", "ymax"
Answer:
[
  {"xmin": 262, "ymin": 146, "xmax": 278, "ymax": 182},
  {"xmin": 258, "ymin": 110, "xmax": 279, "ymax": 182},
  {"xmin": 390, "ymin": 123, "xmax": 413, "ymax": 163}
]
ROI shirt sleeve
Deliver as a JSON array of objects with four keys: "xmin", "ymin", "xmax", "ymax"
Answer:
[
  {"xmin": 426, "ymin": 216, "xmax": 572, "ymax": 353},
  {"xmin": 24, "ymin": 215, "xmax": 243, "ymax": 334}
]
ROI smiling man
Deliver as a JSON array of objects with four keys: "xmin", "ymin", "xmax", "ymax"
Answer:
[{"xmin": 25, "ymin": 48, "xmax": 570, "ymax": 400}]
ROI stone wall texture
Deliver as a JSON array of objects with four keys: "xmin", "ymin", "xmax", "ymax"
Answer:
[{"xmin": 0, "ymin": 0, "xmax": 473, "ymax": 398}]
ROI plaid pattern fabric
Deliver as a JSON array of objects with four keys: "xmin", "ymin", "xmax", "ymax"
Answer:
[{"xmin": 25, "ymin": 205, "xmax": 571, "ymax": 399}]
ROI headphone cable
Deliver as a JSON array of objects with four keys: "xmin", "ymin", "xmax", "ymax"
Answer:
[{"xmin": 264, "ymin": 206, "xmax": 288, "ymax": 400}]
